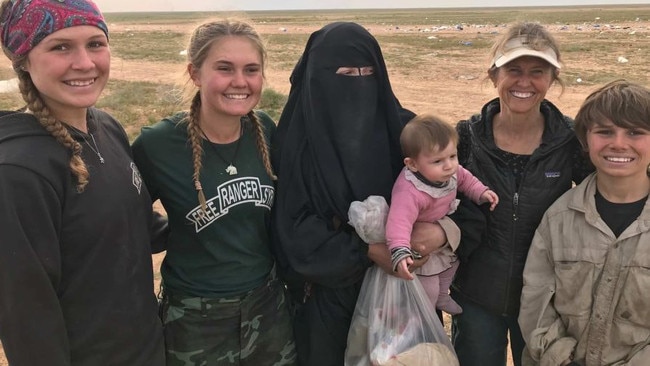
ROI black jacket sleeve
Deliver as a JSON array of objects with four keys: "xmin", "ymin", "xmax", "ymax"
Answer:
[
  {"xmin": 149, "ymin": 210, "xmax": 169, "ymax": 254},
  {"xmin": 571, "ymin": 139, "xmax": 594, "ymax": 184},
  {"xmin": 0, "ymin": 165, "xmax": 71, "ymax": 366},
  {"xmin": 450, "ymin": 119, "xmax": 488, "ymax": 262},
  {"xmin": 131, "ymin": 136, "xmax": 169, "ymax": 254}
]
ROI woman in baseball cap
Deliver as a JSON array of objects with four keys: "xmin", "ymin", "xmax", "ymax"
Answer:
[{"xmin": 448, "ymin": 22, "xmax": 593, "ymax": 366}]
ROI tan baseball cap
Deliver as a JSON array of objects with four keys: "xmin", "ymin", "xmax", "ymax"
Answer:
[{"xmin": 492, "ymin": 36, "xmax": 561, "ymax": 69}]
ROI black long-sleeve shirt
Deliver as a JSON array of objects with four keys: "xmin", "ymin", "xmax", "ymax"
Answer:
[{"xmin": 0, "ymin": 110, "xmax": 165, "ymax": 366}]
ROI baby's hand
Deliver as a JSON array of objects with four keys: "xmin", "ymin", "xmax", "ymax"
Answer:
[
  {"xmin": 482, "ymin": 189, "xmax": 499, "ymax": 211},
  {"xmin": 396, "ymin": 257, "xmax": 414, "ymax": 280}
]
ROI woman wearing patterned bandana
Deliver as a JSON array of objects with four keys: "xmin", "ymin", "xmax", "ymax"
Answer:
[
  {"xmin": 132, "ymin": 20, "xmax": 296, "ymax": 365},
  {"xmin": 0, "ymin": 0, "xmax": 166, "ymax": 365}
]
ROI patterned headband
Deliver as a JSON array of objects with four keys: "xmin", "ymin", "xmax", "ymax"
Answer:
[{"xmin": 0, "ymin": 0, "xmax": 108, "ymax": 58}]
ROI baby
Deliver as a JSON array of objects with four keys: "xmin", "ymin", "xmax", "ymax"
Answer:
[{"xmin": 386, "ymin": 113, "xmax": 498, "ymax": 314}]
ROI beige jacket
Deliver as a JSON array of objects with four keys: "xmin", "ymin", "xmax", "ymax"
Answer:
[{"xmin": 519, "ymin": 173, "xmax": 650, "ymax": 366}]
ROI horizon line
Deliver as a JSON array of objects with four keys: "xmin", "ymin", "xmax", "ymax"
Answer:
[{"xmin": 100, "ymin": 3, "xmax": 650, "ymax": 14}]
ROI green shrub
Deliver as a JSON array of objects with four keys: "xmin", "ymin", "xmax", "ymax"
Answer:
[{"xmin": 258, "ymin": 88, "xmax": 288, "ymax": 121}]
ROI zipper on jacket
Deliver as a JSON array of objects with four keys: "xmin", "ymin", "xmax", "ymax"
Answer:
[
  {"xmin": 504, "ymin": 190, "xmax": 520, "ymax": 315},
  {"xmin": 512, "ymin": 193, "xmax": 519, "ymax": 221}
]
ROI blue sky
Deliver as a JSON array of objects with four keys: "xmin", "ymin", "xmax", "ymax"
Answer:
[{"xmin": 94, "ymin": 0, "xmax": 648, "ymax": 13}]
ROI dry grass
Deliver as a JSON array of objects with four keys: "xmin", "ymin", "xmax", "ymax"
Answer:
[{"xmin": 2, "ymin": 5, "xmax": 650, "ymax": 365}]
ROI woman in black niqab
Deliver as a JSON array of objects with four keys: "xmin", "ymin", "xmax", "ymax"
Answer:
[{"xmin": 271, "ymin": 22, "xmax": 415, "ymax": 366}]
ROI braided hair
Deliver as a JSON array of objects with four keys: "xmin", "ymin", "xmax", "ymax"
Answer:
[
  {"xmin": 17, "ymin": 66, "xmax": 90, "ymax": 191},
  {"xmin": 184, "ymin": 19, "xmax": 276, "ymax": 211},
  {"xmin": 0, "ymin": 0, "xmax": 101, "ymax": 192}
]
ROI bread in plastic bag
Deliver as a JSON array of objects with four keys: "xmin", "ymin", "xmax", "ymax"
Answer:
[
  {"xmin": 383, "ymin": 343, "xmax": 459, "ymax": 366},
  {"xmin": 345, "ymin": 265, "xmax": 458, "ymax": 366},
  {"xmin": 348, "ymin": 196, "xmax": 389, "ymax": 244}
]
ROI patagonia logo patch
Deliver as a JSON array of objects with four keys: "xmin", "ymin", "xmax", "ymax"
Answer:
[{"xmin": 545, "ymin": 171, "xmax": 561, "ymax": 178}]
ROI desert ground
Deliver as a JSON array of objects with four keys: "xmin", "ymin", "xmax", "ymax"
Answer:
[
  {"xmin": 107, "ymin": 14, "xmax": 650, "ymax": 126},
  {"xmin": 1, "ymin": 5, "xmax": 649, "ymax": 365}
]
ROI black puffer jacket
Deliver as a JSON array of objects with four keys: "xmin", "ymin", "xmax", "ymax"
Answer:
[{"xmin": 450, "ymin": 98, "xmax": 593, "ymax": 316}]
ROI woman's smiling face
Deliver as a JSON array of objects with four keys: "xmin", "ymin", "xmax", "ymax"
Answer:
[
  {"xmin": 492, "ymin": 56, "xmax": 555, "ymax": 116},
  {"xmin": 190, "ymin": 35, "xmax": 264, "ymax": 119},
  {"xmin": 24, "ymin": 25, "xmax": 110, "ymax": 120}
]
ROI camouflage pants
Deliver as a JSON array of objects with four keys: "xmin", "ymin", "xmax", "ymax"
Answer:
[{"xmin": 161, "ymin": 279, "xmax": 297, "ymax": 366}]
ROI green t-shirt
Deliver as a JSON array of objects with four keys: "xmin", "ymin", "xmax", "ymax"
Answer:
[{"xmin": 133, "ymin": 111, "xmax": 275, "ymax": 297}]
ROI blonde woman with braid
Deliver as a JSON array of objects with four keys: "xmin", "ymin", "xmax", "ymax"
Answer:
[
  {"xmin": 132, "ymin": 19, "xmax": 296, "ymax": 365},
  {"xmin": 0, "ymin": 0, "xmax": 167, "ymax": 365}
]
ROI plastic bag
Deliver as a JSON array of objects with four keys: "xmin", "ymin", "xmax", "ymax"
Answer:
[
  {"xmin": 345, "ymin": 266, "xmax": 458, "ymax": 366},
  {"xmin": 348, "ymin": 196, "xmax": 389, "ymax": 244}
]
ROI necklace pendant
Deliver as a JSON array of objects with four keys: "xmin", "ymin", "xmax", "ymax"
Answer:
[
  {"xmin": 225, "ymin": 164, "xmax": 237, "ymax": 175},
  {"xmin": 99, "ymin": 155, "xmax": 105, "ymax": 164}
]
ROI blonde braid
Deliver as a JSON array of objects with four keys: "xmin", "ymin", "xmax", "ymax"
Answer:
[
  {"xmin": 248, "ymin": 111, "xmax": 276, "ymax": 180},
  {"xmin": 17, "ymin": 70, "xmax": 89, "ymax": 192},
  {"xmin": 186, "ymin": 91, "xmax": 207, "ymax": 211},
  {"xmin": 183, "ymin": 19, "xmax": 271, "ymax": 208}
]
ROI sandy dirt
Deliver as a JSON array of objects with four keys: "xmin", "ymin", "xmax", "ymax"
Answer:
[
  {"xmin": 104, "ymin": 20, "xmax": 650, "ymax": 123},
  {"xmin": 1, "ymin": 15, "xmax": 649, "ymax": 366}
]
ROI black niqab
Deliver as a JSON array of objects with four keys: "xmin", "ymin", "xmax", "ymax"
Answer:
[{"xmin": 272, "ymin": 22, "xmax": 414, "ymax": 288}]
